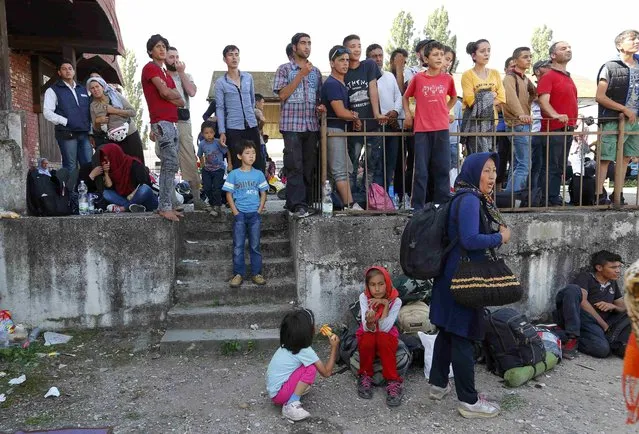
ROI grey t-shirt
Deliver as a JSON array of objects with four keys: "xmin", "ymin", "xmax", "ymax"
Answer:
[
  {"xmin": 171, "ymin": 72, "xmax": 194, "ymax": 110},
  {"xmin": 599, "ymin": 62, "xmax": 639, "ymax": 114}
]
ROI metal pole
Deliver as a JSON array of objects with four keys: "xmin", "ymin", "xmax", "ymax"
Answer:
[
  {"xmin": 613, "ymin": 114, "xmax": 626, "ymax": 209},
  {"xmin": 320, "ymin": 112, "xmax": 327, "ymax": 186}
]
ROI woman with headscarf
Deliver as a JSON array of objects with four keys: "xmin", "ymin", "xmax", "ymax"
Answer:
[
  {"xmin": 99, "ymin": 143, "xmax": 157, "ymax": 212},
  {"xmin": 623, "ymin": 261, "xmax": 639, "ymax": 424},
  {"xmin": 37, "ymin": 158, "xmax": 51, "ymax": 177},
  {"xmin": 460, "ymin": 39, "xmax": 506, "ymax": 154},
  {"xmin": 87, "ymin": 76, "xmax": 145, "ymax": 163},
  {"xmin": 427, "ymin": 152, "xmax": 511, "ymax": 419}
]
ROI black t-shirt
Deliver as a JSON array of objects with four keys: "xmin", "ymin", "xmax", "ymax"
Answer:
[
  {"xmin": 321, "ymin": 76, "xmax": 350, "ymax": 130},
  {"xmin": 571, "ymin": 271, "xmax": 622, "ymax": 321},
  {"xmin": 344, "ymin": 59, "xmax": 382, "ymax": 131}
]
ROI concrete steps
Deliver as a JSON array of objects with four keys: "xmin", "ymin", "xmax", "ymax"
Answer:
[{"xmin": 160, "ymin": 208, "xmax": 296, "ymax": 353}]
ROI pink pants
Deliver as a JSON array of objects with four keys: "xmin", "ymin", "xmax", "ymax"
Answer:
[{"xmin": 272, "ymin": 364, "xmax": 317, "ymax": 405}]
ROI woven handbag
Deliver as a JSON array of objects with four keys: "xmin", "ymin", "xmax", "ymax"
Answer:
[{"xmin": 449, "ymin": 205, "xmax": 522, "ymax": 308}]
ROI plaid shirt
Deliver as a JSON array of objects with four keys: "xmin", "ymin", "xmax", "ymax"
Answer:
[{"xmin": 273, "ymin": 61, "xmax": 322, "ymax": 132}]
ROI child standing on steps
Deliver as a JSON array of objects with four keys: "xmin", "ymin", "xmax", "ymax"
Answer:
[
  {"xmin": 266, "ymin": 309, "xmax": 340, "ymax": 422},
  {"xmin": 356, "ymin": 266, "xmax": 404, "ymax": 406},
  {"xmin": 197, "ymin": 120, "xmax": 228, "ymax": 217},
  {"xmin": 222, "ymin": 140, "xmax": 269, "ymax": 288}
]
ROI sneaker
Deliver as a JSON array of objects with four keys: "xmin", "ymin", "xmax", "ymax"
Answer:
[
  {"xmin": 563, "ymin": 337, "xmax": 578, "ymax": 359},
  {"xmin": 193, "ymin": 199, "xmax": 208, "ymax": 211},
  {"xmin": 128, "ymin": 204, "xmax": 146, "ymax": 213},
  {"xmin": 281, "ymin": 401, "xmax": 310, "ymax": 422},
  {"xmin": 350, "ymin": 203, "xmax": 364, "ymax": 211},
  {"xmin": 457, "ymin": 395, "xmax": 500, "ymax": 419},
  {"xmin": 106, "ymin": 204, "xmax": 126, "ymax": 213},
  {"xmin": 209, "ymin": 206, "xmax": 220, "ymax": 217},
  {"xmin": 597, "ymin": 195, "xmax": 612, "ymax": 206},
  {"xmin": 252, "ymin": 274, "xmax": 266, "ymax": 285},
  {"xmin": 357, "ymin": 374, "xmax": 373, "ymax": 399},
  {"xmin": 429, "ymin": 381, "xmax": 452, "ymax": 400},
  {"xmin": 229, "ymin": 274, "xmax": 243, "ymax": 288},
  {"xmin": 295, "ymin": 207, "xmax": 311, "ymax": 218},
  {"xmin": 403, "ymin": 195, "xmax": 412, "ymax": 210},
  {"xmin": 386, "ymin": 380, "xmax": 404, "ymax": 407}
]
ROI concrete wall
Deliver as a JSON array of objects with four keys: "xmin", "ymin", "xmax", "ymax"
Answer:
[
  {"xmin": 0, "ymin": 110, "xmax": 27, "ymax": 213},
  {"xmin": 0, "ymin": 215, "xmax": 178, "ymax": 329},
  {"xmin": 291, "ymin": 211, "xmax": 639, "ymax": 326}
]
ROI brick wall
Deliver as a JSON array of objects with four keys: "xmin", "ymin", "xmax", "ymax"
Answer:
[{"xmin": 9, "ymin": 52, "xmax": 39, "ymax": 165}]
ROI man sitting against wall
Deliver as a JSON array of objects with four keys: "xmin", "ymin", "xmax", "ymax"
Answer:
[{"xmin": 554, "ymin": 250, "xmax": 628, "ymax": 358}]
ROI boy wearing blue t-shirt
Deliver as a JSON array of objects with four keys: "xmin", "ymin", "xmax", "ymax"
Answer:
[
  {"xmin": 223, "ymin": 140, "xmax": 269, "ymax": 287},
  {"xmin": 198, "ymin": 120, "xmax": 229, "ymax": 217}
]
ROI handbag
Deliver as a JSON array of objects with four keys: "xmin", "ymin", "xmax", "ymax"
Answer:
[
  {"xmin": 450, "ymin": 205, "xmax": 522, "ymax": 308},
  {"xmin": 177, "ymin": 108, "xmax": 190, "ymax": 121}
]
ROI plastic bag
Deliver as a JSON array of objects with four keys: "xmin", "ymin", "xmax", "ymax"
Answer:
[
  {"xmin": 367, "ymin": 183, "xmax": 395, "ymax": 211},
  {"xmin": 418, "ymin": 332, "xmax": 454, "ymax": 380}
]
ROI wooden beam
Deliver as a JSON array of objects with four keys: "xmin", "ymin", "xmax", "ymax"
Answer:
[
  {"xmin": 0, "ymin": 0, "xmax": 12, "ymax": 110},
  {"xmin": 8, "ymin": 35, "xmax": 119, "ymax": 54}
]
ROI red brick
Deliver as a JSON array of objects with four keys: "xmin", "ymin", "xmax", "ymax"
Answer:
[{"xmin": 9, "ymin": 52, "xmax": 39, "ymax": 164}]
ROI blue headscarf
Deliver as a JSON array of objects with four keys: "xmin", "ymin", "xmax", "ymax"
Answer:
[
  {"xmin": 86, "ymin": 76, "xmax": 124, "ymax": 109},
  {"xmin": 455, "ymin": 152, "xmax": 506, "ymax": 226}
]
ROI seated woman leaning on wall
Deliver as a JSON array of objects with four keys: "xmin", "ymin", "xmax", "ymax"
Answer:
[
  {"xmin": 99, "ymin": 143, "xmax": 157, "ymax": 213},
  {"xmin": 87, "ymin": 76, "xmax": 145, "ymax": 164}
]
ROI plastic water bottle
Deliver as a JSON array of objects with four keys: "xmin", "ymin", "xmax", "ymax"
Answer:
[
  {"xmin": 322, "ymin": 180, "xmax": 333, "ymax": 218},
  {"xmin": 393, "ymin": 194, "xmax": 400, "ymax": 210},
  {"xmin": 88, "ymin": 193, "xmax": 95, "ymax": 214},
  {"xmin": 78, "ymin": 181, "xmax": 89, "ymax": 215}
]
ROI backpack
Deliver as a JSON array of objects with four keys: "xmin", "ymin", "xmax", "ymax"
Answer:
[
  {"xmin": 349, "ymin": 338, "xmax": 412, "ymax": 385},
  {"xmin": 400, "ymin": 195, "xmax": 466, "ymax": 280},
  {"xmin": 367, "ymin": 183, "xmax": 395, "ymax": 211},
  {"xmin": 483, "ymin": 308, "xmax": 546, "ymax": 377},
  {"xmin": 392, "ymin": 275, "xmax": 433, "ymax": 304},
  {"xmin": 26, "ymin": 169, "xmax": 72, "ymax": 216},
  {"xmin": 338, "ymin": 326, "xmax": 359, "ymax": 366},
  {"xmin": 607, "ymin": 313, "xmax": 632, "ymax": 358},
  {"xmin": 398, "ymin": 301, "xmax": 435, "ymax": 335},
  {"xmin": 495, "ymin": 188, "xmax": 543, "ymax": 208}
]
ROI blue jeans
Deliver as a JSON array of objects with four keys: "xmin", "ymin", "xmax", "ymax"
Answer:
[
  {"xmin": 201, "ymin": 168, "xmax": 225, "ymax": 206},
  {"xmin": 505, "ymin": 124, "xmax": 531, "ymax": 192},
  {"xmin": 530, "ymin": 135, "xmax": 544, "ymax": 191},
  {"xmin": 151, "ymin": 121, "xmax": 179, "ymax": 211},
  {"xmin": 348, "ymin": 131, "xmax": 383, "ymax": 195},
  {"xmin": 554, "ymin": 284, "xmax": 611, "ymax": 358},
  {"xmin": 450, "ymin": 141, "xmax": 460, "ymax": 169},
  {"xmin": 413, "ymin": 130, "xmax": 450, "ymax": 210},
  {"xmin": 232, "ymin": 211, "xmax": 262, "ymax": 276},
  {"xmin": 383, "ymin": 133, "xmax": 399, "ymax": 191},
  {"xmin": 102, "ymin": 184, "xmax": 158, "ymax": 211},
  {"xmin": 57, "ymin": 133, "xmax": 92, "ymax": 173},
  {"xmin": 539, "ymin": 128, "xmax": 572, "ymax": 205}
]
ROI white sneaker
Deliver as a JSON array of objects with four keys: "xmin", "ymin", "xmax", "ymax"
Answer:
[
  {"xmin": 282, "ymin": 401, "xmax": 310, "ymax": 421},
  {"xmin": 429, "ymin": 381, "xmax": 452, "ymax": 400},
  {"xmin": 351, "ymin": 203, "xmax": 364, "ymax": 211},
  {"xmin": 457, "ymin": 396, "xmax": 500, "ymax": 419}
]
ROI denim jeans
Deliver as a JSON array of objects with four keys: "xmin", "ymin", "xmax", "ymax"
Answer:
[
  {"xmin": 505, "ymin": 124, "xmax": 531, "ymax": 192},
  {"xmin": 383, "ymin": 132, "xmax": 399, "ymax": 191},
  {"xmin": 554, "ymin": 284, "xmax": 611, "ymax": 358},
  {"xmin": 450, "ymin": 141, "xmax": 460, "ymax": 169},
  {"xmin": 102, "ymin": 184, "xmax": 158, "ymax": 211},
  {"xmin": 539, "ymin": 128, "xmax": 572, "ymax": 205},
  {"xmin": 151, "ymin": 121, "xmax": 179, "ymax": 211},
  {"xmin": 394, "ymin": 135, "xmax": 414, "ymax": 200},
  {"xmin": 348, "ymin": 130, "xmax": 383, "ymax": 196},
  {"xmin": 530, "ymin": 135, "xmax": 544, "ymax": 192},
  {"xmin": 429, "ymin": 330, "xmax": 478, "ymax": 405},
  {"xmin": 233, "ymin": 211, "xmax": 262, "ymax": 276},
  {"xmin": 282, "ymin": 131, "xmax": 318, "ymax": 212},
  {"xmin": 201, "ymin": 168, "xmax": 225, "ymax": 206},
  {"xmin": 57, "ymin": 133, "xmax": 92, "ymax": 173},
  {"xmin": 413, "ymin": 130, "xmax": 450, "ymax": 210}
]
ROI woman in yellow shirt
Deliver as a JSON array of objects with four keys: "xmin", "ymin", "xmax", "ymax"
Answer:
[{"xmin": 461, "ymin": 39, "xmax": 506, "ymax": 154}]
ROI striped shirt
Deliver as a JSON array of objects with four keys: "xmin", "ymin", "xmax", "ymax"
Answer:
[{"xmin": 273, "ymin": 61, "xmax": 322, "ymax": 132}]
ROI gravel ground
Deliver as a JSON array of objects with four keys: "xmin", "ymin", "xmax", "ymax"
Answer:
[{"xmin": 0, "ymin": 329, "xmax": 634, "ymax": 434}]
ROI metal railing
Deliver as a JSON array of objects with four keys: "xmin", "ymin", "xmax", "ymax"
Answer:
[{"xmin": 318, "ymin": 113, "xmax": 639, "ymax": 213}]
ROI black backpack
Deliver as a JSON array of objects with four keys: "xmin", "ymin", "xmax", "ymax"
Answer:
[
  {"xmin": 400, "ymin": 195, "xmax": 467, "ymax": 280},
  {"xmin": 483, "ymin": 308, "xmax": 546, "ymax": 377},
  {"xmin": 607, "ymin": 313, "xmax": 632, "ymax": 358},
  {"xmin": 26, "ymin": 169, "xmax": 72, "ymax": 216}
]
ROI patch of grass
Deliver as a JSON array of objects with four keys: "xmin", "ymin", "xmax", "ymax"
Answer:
[
  {"xmin": 24, "ymin": 414, "xmax": 54, "ymax": 426},
  {"xmin": 500, "ymin": 393, "xmax": 526, "ymax": 411},
  {"xmin": 221, "ymin": 340, "xmax": 242, "ymax": 355}
]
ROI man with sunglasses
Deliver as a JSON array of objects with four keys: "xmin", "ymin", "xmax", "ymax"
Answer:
[{"xmin": 274, "ymin": 33, "xmax": 324, "ymax": 218}]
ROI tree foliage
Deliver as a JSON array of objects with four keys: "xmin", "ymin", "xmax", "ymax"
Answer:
[
  {"xmin": 531, "ymin": 25, "xmax": 554, "ymax": 65},
  {"xmin": 118, "ymin": 49, "xmax": 147, "ymax": 149},
  {"xmin": 423, "ymin": 6, "xmax": 458, "ymax": 72},
  {"xmin": 386, "ymin": 11, "xmax": 416, "ymax": 68}
]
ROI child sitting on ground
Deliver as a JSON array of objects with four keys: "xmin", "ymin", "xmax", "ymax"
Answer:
[
  {"xmin": 356, "ymin": 266, "xmax": 404, "ymax": 406},
  {"xmin": 197, "ymin": 120, "xmax": 228, "ymax": 217},
  {"xmin": 265, "ymin": 309, "xmax": 340, "ymax": 422}
]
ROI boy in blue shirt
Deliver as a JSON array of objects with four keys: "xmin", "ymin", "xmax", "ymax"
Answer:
[
  {"xmin": 223, "ymin": 140, "xmax": 269, "ymax": 287},
  {"xmin": 198, "ymin": 120, "xmax": 229, "ymax": 217}
]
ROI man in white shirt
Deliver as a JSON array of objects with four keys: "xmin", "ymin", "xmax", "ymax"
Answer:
[
  {"xmin": 43, "ymin": 60, "xmax": 92, "ymax": 172},
  {"xmin": 366, "ymin": 44, "xmax": 403, "ymax": 191},
  {"xmin": 166, "ymin": 47, "xmax": 205, "ymax": 208}
]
